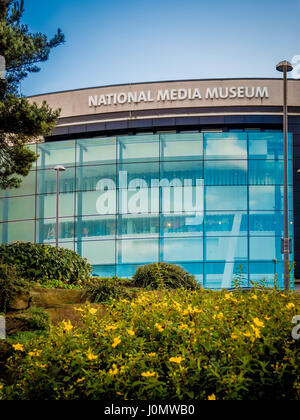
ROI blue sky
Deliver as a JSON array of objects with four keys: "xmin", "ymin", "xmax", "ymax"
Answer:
[{"xmin": 21, "ymin": 0, "xmax": 300, "ymax": 96}]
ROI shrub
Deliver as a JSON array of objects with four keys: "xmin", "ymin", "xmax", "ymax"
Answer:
[
  {"xmin": 18, "ymin": 308, "xmax": 51, "ymax": 332},
  {"xmin": 0, "ymin": 264, "xmax": 30, "ymax": 313},
  {"xmin": 133, "ymin": 262, "xmax": 199, "ymax": 290},
  {"xmin": 0, "ymin": 242, "xmax": 92, "ymax": 285},
  {"xmin": 83, "ymin": 277, "xmax": 135, "ymax": 303},
  {"xmin": 1, "ymin": 286, "xmax": 300, "ymax": 400}
]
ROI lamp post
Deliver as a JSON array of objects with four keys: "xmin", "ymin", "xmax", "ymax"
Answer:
[
  {"xmin": 53, "ymin": 165, "xmax": 66, "ymax": 248},
  {"xmin": 276, "ymin": 60, "xmax": 294, "ymax": 290}
]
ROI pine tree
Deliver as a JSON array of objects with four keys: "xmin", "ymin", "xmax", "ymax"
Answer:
[{"xmin": 0, "ymin": 0, "xmax": 65, "ymax": 189}]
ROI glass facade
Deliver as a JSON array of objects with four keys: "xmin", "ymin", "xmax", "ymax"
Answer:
[{"xmin": 0, "ymin": 132, "xmax": 293, "ymax": 288}]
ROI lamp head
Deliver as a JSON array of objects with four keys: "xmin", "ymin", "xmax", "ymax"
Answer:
[
  {"xmin": 276, "ymin": 60, "xmax": 293, "ymax": 73},
  {"xmin": 53, "ymin": 165, "xmax": 66, "ymax": 172}
]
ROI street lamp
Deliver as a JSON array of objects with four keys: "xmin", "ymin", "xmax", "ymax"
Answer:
[
  {"xmin": 276, "ymin": 60, "xmax": 294, "ymax": 291},
  {"xmin": 53, "ymin": 165, "xmax": 66, "ymax": 248}
]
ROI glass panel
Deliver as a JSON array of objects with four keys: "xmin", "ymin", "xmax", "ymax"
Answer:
[
  {"xmin": 116, "ymin": 264, "xmax": 141, "ymax": 279},
  {"xmin": 161, "ymin": 133, "xmax": 203, "ymax": 161},
  {"xmin": 248, "ymin": 132, "xmax": 292, "ymax": 160},
  {"xmin": 161, "ymin": 212, "xmax": 203, "ymax": 237},
  {"xmin": 205, "ymin": 160, "xmax": 247, "ymax": 185},
  {"xmin": 93, "ymin": 265, "xmax": 116, "ymax": 277},
  {"xmin": 249, "ymin": 261, "xmax": 284, "ymax": 288},
  {"xmin": 37, "ymin": 193, "xmax": 75, "ymax": 218},
  {"xmin": 204, "ymin": 133, "xmax": 247, "ymax": 160},
  {"xmin": 118, "ymin": 214, "xmax": 159, "ymax": 238},
  {"xmin": 36, "ymin": 218, "xmax": 75, "ymax": 243},
  {"xmin": 249, "ymin": 211, "xmax": 293, "ymax": 236},
  {"xmin": 76, "ymin": 215, "xmax": 116, "ymax": 241},
  {"xmin": 161, "ymin": 237, "xmax": 203, "ymax": 262},
  {"xmin": 76, "ymin": 165, "xmax": 116, "ymax": 192},
  {"xmin": 119, "ymin": 187, "xmax": 159, "ymax": 215},
  {"xmin": 117, "ymin": 239, "xmax": 159, "ymax": 264},
  {"xmin": 0, "ymin": 171, "xmax": 36, "ymax": 198},
  {"xmin": 250, "ymin": 237, "xmax": 283, "ymax": 261},
  {"xmin": 205, "ymin": 212, "xmax": 248, "ymax": 236},
  {"xmin": 118, "ymin": 135, "xmax": 159, "ymax": 162},
  {"xmin": 249, "ymin": 160, "xmax": 292, "ymax": 185},
  {"xmin": 117, "ymin": 162, "xmax": 159, "ymax": 188},
  {"xmin": 174, "ymin": 262, "xmax": 203, "ymax": 285},
  {"xmin": 205, "ymin": 236, "xmax": 248, "ymax": 261},
  {"xmin": 37, "ymin": 168, "xmax": 76, "ymax": 194},
  {"xmin": 37, "ymin": 140, "xmax": 76, "ymax": 169},
  {"xmin": 59, "ymin": 242, "xmax": 75, "ymax": 251},
  {"xmin": 161, "ymin": 185, "xmax": 204, "ymax": 214},
  {"xmin": 0, "ymin": 220, "xmax": 35, "ymax": 244},
  {"xmin": 160, "ymin": 161, "xmax": 203, "ymax": 186},
  {"xmin": 204, "ymin": 262, "xmax": 249, "ymax": 289},
  {"xmin": 249, "ymin": 186, "xmax": 293, "ymax": 211},
  {"xmin": 0, "ymin": 196, "xmax": 35, "ymax": 221},
  {"xmin": 205, "ymin": 186, "xmax": 247, "ymax": 211},
  {"xmin": 80, "ymin": 240, "xmax": 115, "ymax": 265},
  {"xmin": 76, "ymin": 137, "xmax": 116, "ymax": 166},
  {"xmin": 77, "ymin": 190, "xmax": 116, "ymax": 216}
]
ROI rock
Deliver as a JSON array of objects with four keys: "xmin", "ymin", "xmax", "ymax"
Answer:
[
  {"xmin": 44, "ymin": 303, "xmax": 105, "ymax": 327},
  {"xmin": 8, "ymin": 289, "xmax": 31, "ymax": 311},
  {"xmin": 30, "ymin": 287, "xmax": 86, "ymax": 308}
]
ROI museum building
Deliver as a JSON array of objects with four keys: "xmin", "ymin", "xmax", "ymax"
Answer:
[{"xmin": 1, "ymin": 78, "xmax": 300, "ymax": 289}]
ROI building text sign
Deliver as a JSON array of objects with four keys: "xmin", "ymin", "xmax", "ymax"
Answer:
[{"xmin": 89, "ymin": 85, "xmax": 269, "ymax": 108}]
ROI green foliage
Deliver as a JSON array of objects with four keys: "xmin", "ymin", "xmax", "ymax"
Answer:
[
  {"xmin": 0, "ymin": 263, "xmax": 29, "ymax": 312},
  {"xmin": 7, "ymin": 330, "xmax": 48, "ymax": 345},
  {"xmin": 18, "ymin": 307, "xmax": 50, "ymax": 331},
  {"xmin": 38, "ymin": 279, "xmax": 83, "ymax": 290},
  {"xmin": 0, "ymin": 0, "xmax": 64, "ymax": 189},
  {"xmin": 0, "ymin": 242, "xmax": 92, "ymax": 285},
  {"xmin": 133, "ymin": 262, "xmax": 199, "ymax": 290},
  {"xmin": 1, "ymin": 286, "xmax": 300, "ymax": 400},
  {"xmin": 84, "ymin": 277, "xmax": 136, "ymax": 303}
]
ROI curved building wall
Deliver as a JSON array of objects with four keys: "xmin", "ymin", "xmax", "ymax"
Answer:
[{"xmin": 1, "ymin": 78, "xmax": 300, "ymax": 287}]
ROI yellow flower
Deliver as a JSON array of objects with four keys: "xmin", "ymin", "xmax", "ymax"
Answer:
[
  {"xmin": 286, "ymin": 303, "xmax": 295, "ymax": 310},
  {"xmin": 252, "ymin": 295, "xmax": 258, "ymax": 300},
  {"xmin": 127, "ymin": 329, "xmax": 135, "ymax": 336},
  {"xmin": 86, "ymin": 350, "xmax": 98, "ymax": 361},
  {"xmin": 243, "ymin": 331, "xmax": 251, "ymax": 338},
  {"xmin": 141, "ymin": 371, "xmax": 157, "ymax": 378},
  {"xmin": 12, "ymin": 344, "xmax": 24, "ymax": 352},
  {"xmin": 231, "ymin": 333, "xmax": 238, "ymax": 340},
  {"xmin": 154, "ymin": 323, "xmax": 164, "ymax": 333},
  {"xmin": 178, "ymin": 323, "xmax": 189, "ymax": 331},
  {"xmin": 251, "ymin": 325, "xmax": 261, "ymax": 339},
  {"xmin": 28, "ymin": 350, "xmax": 41, "ymax": 357},
  {"xmin": 112, "ymin": 336, "xmax": 121, "ymax": 348},
  {"xmin": 62, "ymin": 320, "xmax": 73, "ymax": 332},
  {"xmin": 74, "ymin": 307, "xmax": 84, "ymax": 312},
  {"xmin": 253, "ymin": 318, "xmax": 265, "ymax": 328},
  {"xmin": 148, "ymin": 353, "xmax": 156, "ymax": 357},
  {"xmin": 76, "ymin": 377, "xmax": 85, "ymax": 383},
  {"xmin": 208, "ymin": 394, "xmax": 216, "ymax": 400},
  {"xmin": 218, "ymin": 312, "xmax": 224, "ymax": 320},
  {"xmin": 109, "ymin": 364, "xmax": 119, "ymax": 375},
  {"xmin": 265, "ymin": 316, "xmax": 271, "ymax": 321},
  {"xmin": 89, "ymin": 308, "xmax": 98, "ymax": 315},
  {"xmin": 105, "ymin": 325, "xmax": 117, "ymax": 331},
  {"xmin": 169, "ymin": 356, "xmax": 185, "ymax": 364}
]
